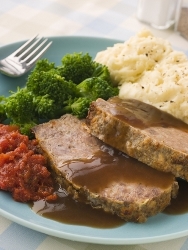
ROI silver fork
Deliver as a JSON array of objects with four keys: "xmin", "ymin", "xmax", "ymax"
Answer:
[{"xmin": 0, "ymin": 35, "xmax": 52, "ymax": 77}]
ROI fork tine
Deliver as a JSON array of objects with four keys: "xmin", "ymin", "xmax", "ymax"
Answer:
[
  {"xmin": 11, "ymin": 34, "xmax": 39, "ymax": 57},
  {"xmin": 25, "ymin": 41, "xmax": 52, "ymax": 66},
  {"xmin": 18, "ymin": 37, "xmax": 44, "ymax": 60},
  {"xmin": 21, "ymin": 38, "xmax": 50, "ymax": 63}
]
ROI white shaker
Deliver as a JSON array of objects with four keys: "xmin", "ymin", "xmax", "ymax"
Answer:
[{"xmin": 137, "ymin": 0, "xmax": 182, "ymax": 29}]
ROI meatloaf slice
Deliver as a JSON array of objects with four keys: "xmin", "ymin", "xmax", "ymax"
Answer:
[
  {"xmin": 86, "ymin": 96, "xmax": 188, "ymax": 181},
  {"xmin": 33, "ymin": 114, "xmax": 178, "ymax": 223}
]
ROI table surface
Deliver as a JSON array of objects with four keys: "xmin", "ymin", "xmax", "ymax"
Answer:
[{"xmin": 1, "ymin": 0, "xmax": 188, "ymax": 249}]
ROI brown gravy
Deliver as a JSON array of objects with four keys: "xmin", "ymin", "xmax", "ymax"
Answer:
[
  {"xmin": 31, "ymin": 179, "xmax": 188, "ymax": 228},
  {"xmin": 107, "ymin": 97, "xmax": 188, "ymax": 132},
  {"xmin": 61, "ymin": 145, "xmax": 174, "ymax": 192},
  {"xmin": 31, "ymin": 145, "xmax": 177, "ymax": 228},
  {"xmin": 32, "ymin": 185, "xmax": 125, "ymax": 228},
  {"xmin": 164, "ymin": 179, "xmax": 188, "ymax": 215}
]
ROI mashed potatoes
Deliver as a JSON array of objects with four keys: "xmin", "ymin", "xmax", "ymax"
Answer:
[{"xmin": 95, "ymin": 29, "xmax": 188, "ymax": 124}]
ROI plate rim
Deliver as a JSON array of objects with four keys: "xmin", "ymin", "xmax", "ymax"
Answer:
[
  {"xmin": 0, "ymin": 34, "xmax": 123, "ymax": 49},
  {"xmin": 1, "ymin": 203, "xmax": 188, "ymax": 245}
]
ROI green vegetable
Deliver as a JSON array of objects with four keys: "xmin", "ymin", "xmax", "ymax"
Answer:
[
  {"xmin": 26, "ymin": 69, "xmax": 77, "ymax": 105},
  {"xmin": 92, "ymin": 62, "xmax": 112, "ymax": 85},
  {"xmin": 0, "ymin": 52, "xmax": 119, "ymax": 137},
  {"xmin": 63, "ymin": 97, "xmax": 92, "ymax": 119},
  {"xmin": 0, "ymin": 96, "xmax": 7, "ymax": 122},
  {"xmin": 71, "ymin": 97, "xmax": 92, "ymax": 118},
  {"xmin": 14, "ymin": 121, "xmax": 37, "ymax": 138},
  {"xmin": 26, "ymin": 67, "xmax": 78, "ymax": 120},
  {"xmin": 5, "ymin": 88, "xmax": 35, "ymax": 123},
  {"xmin": 58, "ymin": 52, "xmax": 96, "ymax": 84},
  {"xmin": 5, "ymin": 88, "xmax": 37, "ymax": 138},
  {"xmin": 58, "ymin": 52, "xmax": 113, "ymax": 86},
  {"xmin": 77, "ymin": 77, "xmax": 118, "ymax": 100},
  {"xmin": 33, "ymin": 58, "xmax": 56, "ymax": 72},
  {"xmin": 33, "ymin": 95, "xmax": 57, "ymax": 119},
  {"xmin": 63, "ymin": 77, "xmax": 119, "ymax": 118}
]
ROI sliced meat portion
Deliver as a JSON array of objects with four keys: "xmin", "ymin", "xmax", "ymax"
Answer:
[
  {"xmin": 86, "ymin": 96, "xmax": 188, "ymax": 181},
  {"xmin": 33, "ymin": 114, "xmax": 178, "ymax": 223}
]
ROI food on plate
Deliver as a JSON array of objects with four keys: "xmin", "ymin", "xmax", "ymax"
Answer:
[
  {"xmin": 0, "ymin": 96, "xmax": 6, "ymax": 122},
  {"xmin": 0, "ymin": 124, "xmax": 56, "ymax": 202},
  {"xmin": 62, "ymin": 76, "xmax": 118, "ymax": 118},
  {"xmin": 0, "ymin": 53, "xmax": 118, "ymax": 137},
  {"xmin": 59, "ymin": 52, "xmax": 111, "ymax": 84},
  {"xmin": 33, "ymin": 114, "xmax": 178, "ymax": 223},
  {"xmin": 1, "ymin": 31, "xmax": 188, "ymax": 225},
  {"xmin": 87, "ymin": 96, "xmax": 188, "ymax": 181},
  {"xmin": 95, "ymin": 29, "xmax": 188, "ymax": 124},
  {"xmin": 4, "ymin": 88, "xmax": 38, "ymax": 137}
]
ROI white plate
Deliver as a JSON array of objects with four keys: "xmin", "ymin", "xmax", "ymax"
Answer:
[{"xmin": 0, "ymin": 36, "xmax": 188, "ymax": 245}]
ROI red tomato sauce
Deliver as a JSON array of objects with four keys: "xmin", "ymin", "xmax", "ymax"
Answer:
[{"xmin": 0, "ymin": 124, "xmax": 57, "ymax": 202}]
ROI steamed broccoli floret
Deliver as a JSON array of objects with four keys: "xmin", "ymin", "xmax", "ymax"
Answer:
[
  {"xmin": 77, "ymin": 77, "xmax": 119, "ymax": 100},
  {"xmin": 0, "ymin": 96, "xmax": 7, "ymax": 122},
  {"xmin": 26, "ymin": 67, "xmax": 79, "ymax": 121},
  {"xmin": 33, "ymin": 94, "xmax": 62, "ymax": 119},
  {"xmin": 63, "ymin": 97, "xmax": 92, "ymax": 119},
  {"xmin": 5, "ymin": 88, "xmax": 35, "ymax": 124},
  {"xmin": 92, "ymin": 62, "xmax": 112, "ymax": 84},
  {"xmin": 59, "ymin": 52, "xmax": 96, "ymax": 84},
  {"xmin": 26, "ymin": 70, "xmax": 76, "ymax": 100},
  {"xmin": 71, "ymin": 97, "xmax": 91, "ymax": 118},
  {"xmin": 4, "ymin": 88, "xmax": 37, "ymax": 137},
  {"xmin": 33, "ymin": 59, "xmax": 56, "ymax": 72},
  {"xmin": 26, "ymin": 69, "xmax": 77, "ymax": 106},
  {"xmin": 14, "ymin": 121, "xmax": 37, "ymax": 138},
  {"xmin": 63, "ymin": 77, "xmax": 119, "ymax": 118},
  {"xmin": 58, "ymin": 52, "xmax": 113, "ymax": 86}
]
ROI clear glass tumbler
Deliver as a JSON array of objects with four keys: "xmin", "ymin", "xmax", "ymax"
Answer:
[{"xmin": 137, "ymin": 0, "xmax": 182, "ymax": 29}]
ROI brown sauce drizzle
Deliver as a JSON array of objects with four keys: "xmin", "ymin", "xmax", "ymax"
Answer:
[
  {"xmin": 31, "ymin": 178, "xmax": 188, "ymax": 228},
  {"xmin": 164, "ymin": 179, "xmax": 188, "ymax": 215},
  {"xmin": 107, "ymin": 97, "xmax": 188, "ymax": 132},
  {"xmin": 61, "ymin": 145, "xmax": 174, "ymax": 192},
  {"xmin": 32, "ymin": 185, "xmax": 125, "ymax": 228},
  {"xmin": 31, "ymin": 179, "xmax": 188, "ymax": 228}
]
